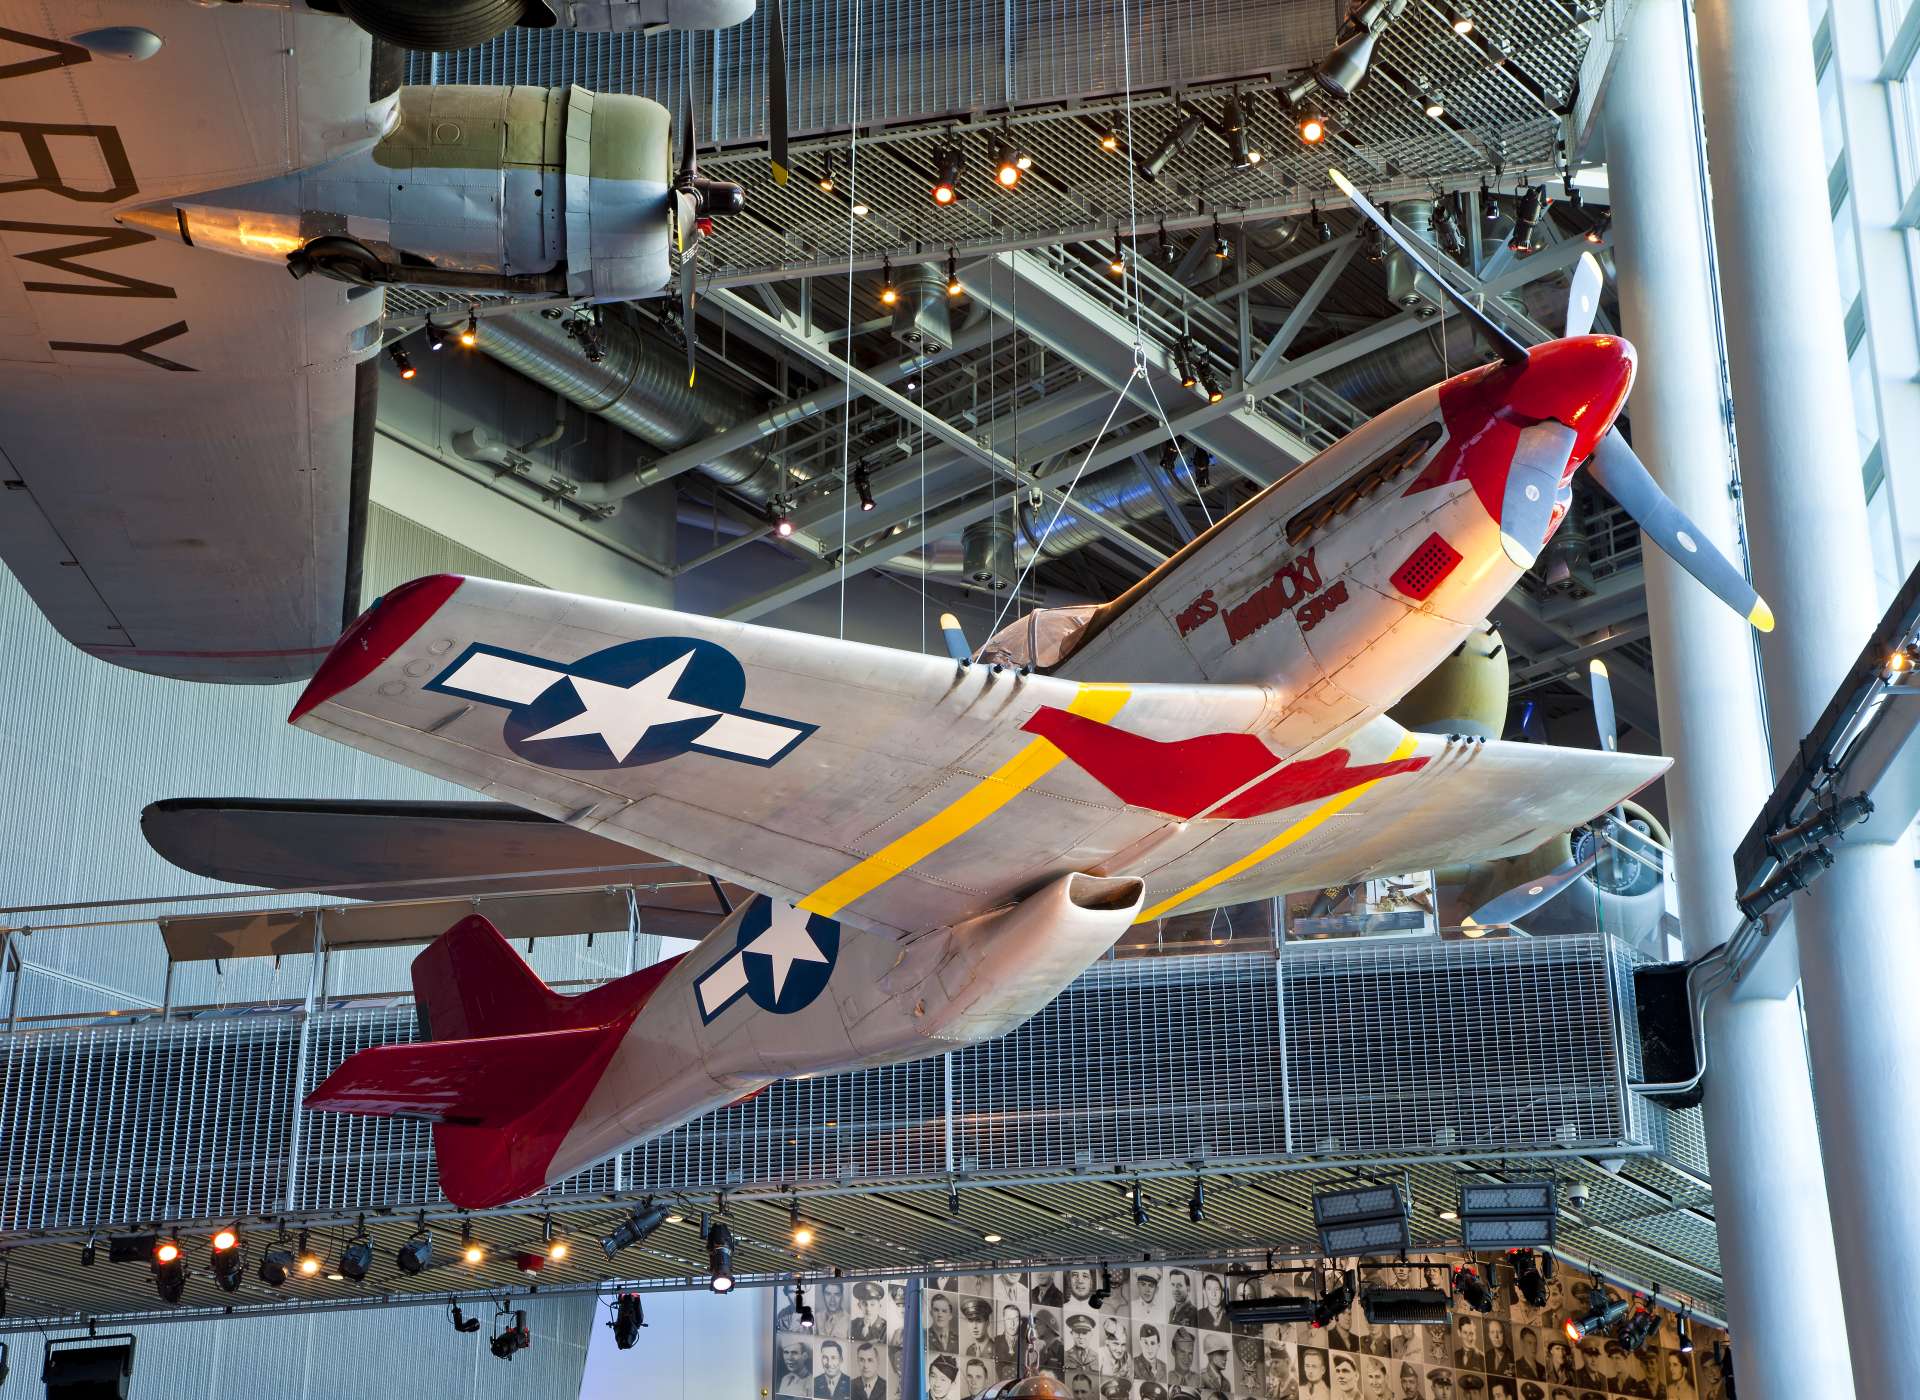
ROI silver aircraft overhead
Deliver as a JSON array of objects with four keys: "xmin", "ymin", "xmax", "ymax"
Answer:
[{"xmin": 0, "ymin": 1, "xmax": 748, "ymax": 682}]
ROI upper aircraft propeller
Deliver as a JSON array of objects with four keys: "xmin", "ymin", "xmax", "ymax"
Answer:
[
  {"xmin": 672, "ymin": 83, "xmax": 747, "ymax": 386},
  {"xmin": 1328, "ymin": 169, "xmax": 1774, "ymax": 633}
]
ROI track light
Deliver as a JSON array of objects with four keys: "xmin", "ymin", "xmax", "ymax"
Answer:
[
  {"xmin": 153, "ymin": 1252, "xmax": 186, "ymax": 1305},
  {"xmin": 1188, "ymin": 1178, "xmax": 1206, "ymax": 1224},
  {"xmin": 1108, "ymin": 237, "xmax": 1127, "ymax": 277},
  {"xmin": 451, "ymin": 1305, "xmax": 482, "ymax": 1334},
  {"xmin": 1316, "ymin": 0, "xmax": 1396, "ymax": 97},
  {"xmin": 397, "ymin": 1229, "xmax": 434, "ymax": 1275},
  {"xmin": 1212, "ymin": 217, "xmax": 1231, "ymax": 260},
  {"xmin": 461, "ymin": 1218, "xmax": 485, "ymax": 1268},
  {"xmin": 1098, "ymin": 125, "xmax": 1120, "ymax": 153},
  {"xmin": 152, "ymin": 1237, "xmax": 180, "ymax": 1267},
  {"xmin": 79, "ymin": 1234, "xmax": 97, "ymax": 1269},
  {"xmin": 947, "ymin": 1180, "xmax": 961, "ymax": 1217},
  {"xmin": 878, "ymin": 258, "xmax": 898, "ymax": 307},
  {"xmin": 1565, "ymin": 1286, "xmax": 1630, "ymax": 1342},
  {"xmin": 458, "ymin": 309, "xmax": 478, "ymax": 348},
  {"xmin": 706, "ymin": 1218, "xmax": 736, "ymax": 1293},
  {"xmin": 1088, "ymin": 1266, "xmax": 1113, "ymax": 1310},
  {"xmin": 339, "ymin": 1232, "xmax": 373, "ymax": 1283},
  {"xmin": 602, "ymin": 1198, "xmax": 672, "ymax": 1259},
  {"xmin": 1481, "ymin": 181, "xmax": 1502, "ymax": 224},
  {"xmin": 794, "ymin": 1283, "xmax": 816, "ymax": 1329},
  {"xmin": 773, "ymin": 501, "xmax": 796, "ymax": 538},
  {"xmin": 989, "ymin": 126, "xmax": 1025, "ymax": 188},
  {"xmin": 1175, "ymin": 340, "xmax": 1198, "ymax": 390},
  {"xmin": 210, "ymin": 1227, "xmax": 244, "ymax": 1293},
  {"xmin": 1312, "ymin": 1271, "xmax": 1356, "ymax": 1329},
  {"xmin": 790, "ymin": 1195, "xmax": 817, "ymax": 1246},
  {"xmin": 1130, "ymin": 1181, "xmax": 1148, "ymax": 1227},
  {"xmin": 817, "ymin": 155, "xmax": 836, "ymax": 194},
  {"xmin": 1312, "ymin": 201, "xmax": 1333, "ymax": 243},
  {"xmin": 1678, "ymin": 1313, "xmax": 1694, "ymax": 1356},
  {"xmin": 296, "ymin": 1230, "xmax": 321, "ymax": 1277},
  {"xmin": 611, "ymin": 1292, "xmax": 646, "ymax": 1349},
  {"xmin": 388, "ymin": 343, "xmax": 416, "ymax": 380},
  {"xmin": 1138, "ymin": 111, "xmax": 1204, "ymax": 180},
  {"xmin": 850, "ymin": 199, "xmax": 870, "ymax": 218},
  {"xmin": 1221, "ymin": 92, "xmax": 1261, "ymax": 169},
  {"xmin": 1450, "ymin": 5, "xmax": 1474, "ymax": 33},
  {"xmin": 1509, "ymin": 184, "xmax": 1547, "ymax": 250},
  {"xmin": 258, "ymin": 1247, "xmax": 294, "ymax": 1288},
  {"xmin": 1585, "ymin": 213, "xmax": 1611, "ymax": 245},
  {"xmin": 1202, "ymin": 372, "xmax": 1224, "ymax": 404},
  {"xmin": 425, "ymin": 320, "xmax": 446, "ymax": 352},
  {"xmin": 930, "ymin": 139, "xmax": 963, "ymax": 205},
  {"xmin": 1158, "ymin": 223, "xmax": 1179, "ymax": 268},
  {"xmin": 1510, "ymin": 1249, "xmax": 1547, "ymax": 1309},
  {"xmin": 543, "ymin": 1215, "xmax": 569, "ymax": 1264},
  {"xmin": 1424, "ymin": 93, "xmax": 1446, "ymax": 119},
  {"xmin": 1190, "ymin": 447, "xmax": 1213, "ymax": 487},
  {"xmin": 1620, "ymin": 1301, "xmax": 1660, "ymax": 1353},
  {"xmin": 489, "ymin": 1309, "xmax": 530, "ymax": 1361},
  {"xmin": 945, "ymin": 252, "xmax": 963, "ymax": 299},
  {"xmin": 853, "ymin": 468, "xmax": 876, "ymax": 513},
  {"xmin": 1160, "ymin": 441, "xmax": 1180, "ymax": 474},
  {"xmin": 1298, "ymin": 110, "xmax": 1326, "ymax": 144},
  {"xmin": 1454, "ymin": 1265, "xmax": 1493, "ymax": 1313}
]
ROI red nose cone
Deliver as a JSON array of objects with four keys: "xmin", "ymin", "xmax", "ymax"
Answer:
[{"xmin": 1503, "ymin": 334, "xmax": 1637, "ymax": 462}]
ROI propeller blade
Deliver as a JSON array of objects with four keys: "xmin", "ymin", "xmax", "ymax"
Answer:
[
  {"xmin": 680, "ymin": 258, "xmax": 698, "ymax": 387},
  {"xmin": 1588, "ymin": 429, "xmax": 1775, "ymax": 631},
  {"xmin": 939, "ymin": 612, "xmax": 972, "ymax": 665},
  {"xmin": 766, "ymin": 0, "xmax": 791, "ymax": 186},
  {"xmin": 1590, "ymin": 658, "xmax": 1618, "ymax": 753},
  {"xmin": 1329, "ymin": 168, "xmax": 1530, "ymax": 367},
  {"xmin": 679, "ymin": 82, "xmax": 697, "ymax": 183},
  {"xmin": 1467, "ymin": 846, "xmax": 1602, "ymax": 927},
  {"xmin": 1566, "ymin": 251, "xmax": 1604, "ymax": 338}
]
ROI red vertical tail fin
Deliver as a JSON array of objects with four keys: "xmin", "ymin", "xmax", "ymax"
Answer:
[{"xmin": 410, "ymin": 914, "xmax": 571, "ymax": 1040}]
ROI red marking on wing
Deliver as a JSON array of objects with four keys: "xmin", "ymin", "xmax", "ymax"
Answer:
[
  {"xmin": 289, "ymin": 573, "xmax": 465, "ymax": 723},
  {"xmin": 1023, "ymin": 706, "xmax": 1429, "ymax": 820}
]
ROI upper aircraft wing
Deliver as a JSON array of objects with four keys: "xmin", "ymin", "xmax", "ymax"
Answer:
[
  {"xmin": 290, "ymin": 575, "xmax": 1666, "ymax": 936},
  {"xmin": 0, "ymin": 4, "xmax": 391, "ymax": 681}
]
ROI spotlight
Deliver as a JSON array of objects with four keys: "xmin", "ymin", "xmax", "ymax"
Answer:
[
  {"xmin": 1158, "ymin": 223, "xmax": 1179, "ymax": 268},
  {"xmin": 1563, "ymin": 173, "xmax": 1584, "ymax": 210},
  {"xmin": 1450, "ymin": 5, "xmax": 1474, "ymax": 34},
  {"xmin": 1311, "ymin": 1271, "xmax": 1356, "ymax": 1329},
  {"xmin": 1453, "ymin": 1265, "xmax": 1493, "ymax": 1313},
  {"xmin": 1508, "ymin": 184, "xmax": 1547, "ymax": 250},
  {"xmin": 1201, "ymin": 372, "xmax": 1224, "ymax": 405},
  {"xmin": 930, "ymin": 139, "xmax": 963, "ymax": 205},
  {"xmin": 451, "ymin": 1305, "xmax": 482, "ymax": 1334},
  {"xmin": 339, "ymin": 1234, "xmax": 373, "ymax": 1283},
  {"xmin": 879, "ymin": 258, "xmax": 899, "ymax": 307},
  {"xmin": 1316, "ymin": 0, "xmax": 1395, "ymax": 98},
  {"xmin": 1424, "ymin": 94, "xmax": 1446, "ymax": 119},
  {"xmin": 210, "ymin": 1227, "xmax": 244, "ymax": 1293},
  {"xmin": 1130, "ymin": 1181, "xmax": 1148, "ymax": 1228},
  {"xmin": 547, "ymin": 1239, "xmax": 570, "ymax": 1264},
  {"xmin": 296, "ymin": 1230, "xmax": 321, "ymax": 1277},
  {"xmin": 1509, "ymin": 1250, "xmax": 1547, "ymax": 1309},
  {"xmin": 1160, "ymin": 441, "xmax": 1180, "ymax": 474},
  {"xmin": 1620, "ymin": 1303, "xmax": 1659, "ymax": 1353},
  {"xmin": 773, "ymin": 503, "xmax": 796, "ymax": 538},
  {"xmin": 791, "ymin": 1196, "xmax": 817, "ymax": 1246},
  {"xmin": 850, "ymin": 199, "xmax": 870, "ymax": 218},
  {"xmin": 945, "ymin": 252, "xmax": 964, "ymax": 299},
  {"xmin": 947, "ymin": 1181, "xmax": 961, "ymax": 1218},
  {"xmin": 1212, "ymin": 217, "xmax": 1231, "ymax": 260},
  {"xmin": 1098, "ymin": 125, "xmax": 1121, "ymax": 153},
  {"xmin": 1678, "ymin": 1313, "xmax": 1694, "ymax": 1356},
  {"xmin": 1108, "ymin": 237, "xmax": 1127, "ymax": 277},
  {"xmin": 1188, "ymin": 1178, "xmax": 1206, "ymax": 1224},
  {"xmin": 611, "ymin": 1292, "xmax": 646, "ymax": 1349},
  {"xmin": 489, "ymin": 1309, "xmax": 531, "ymax": 1361},
  {"xmin": 1221, "ymin": 92, "xmax": 1260, "ymax": 169},
  {"xmin": 79, "ymin": 1235, "xmax": 97, "ymax": 1268},
  {"xmin": 1585, "ymin": 213, "xmax": 1611, "ymax": 245},
  {"xmin": 981, "ymin": 1231, "xmax": 1003, "ymax": 1244},
  {"xmin": 1138, "ymin": 111, "xmax": 1204, "ymax": 180},
  {"xmin": 989, "ymin": 129, "xmax": 1023, "ymax": 188},
  {"xmin": 153, "ymin": 1254, "xmax": 186, "ymax": 1305},
  {"xmin": 1174, "ymin": 340, "xmax": 1198, "ymax": 390},
  {"xmin": 1481, "ymin": 180, "xmax": 1502, "ymax": 224},
  {"xmin": 1565, "ymin": 1286, "xmax": 1630, "ymax": 1341},
  {"xmin": 817, "ymin": 155, "xmax": 836, "ymax": 194},
  {"xmin": 397, "ymin": 1230, "xmax": 434, "ymax": 1275},
  {"xmin": 425, "ymin": 321, "xmax": 446, "ymax": 352},
  {"xmin": 1191, "ymin": 447, "xmax": 1214, "ymax": 487},
  {"xmin": 707, "ymin": 1219, "xmax": 736, "ymax": 1293},
  {"xmin": 258, "ymin": 1247, "xmax": 295, "ymax": 1288},
  {"xmin": 1088, "ymin": 1266, "xmax": 1114, "ymax": 1310},
  {"xmin": 1298, "ymin": 111, "xmax": 1326, "ymax": 145},
  {"xmin": 794, "ymin": 1284, "xmax": 816, "ymax": 1330},
  {"xmin": 153, "ymin": 1238, "xmax": 180, "ymax": 1266},
  {"xmin": 458, "ymin": 309, "xmax": 478, "ymax": 348},
  {"xmin": 1312, "ymin": 201, "xmax": 1333, "ymax": 243},
  {"xmin": 461, "ymin": 1218, "xmax": 486, "ymax": 1268},
  {"xmin": 388, "ymin": 343, "xmax": 416, "ymax": 380}
]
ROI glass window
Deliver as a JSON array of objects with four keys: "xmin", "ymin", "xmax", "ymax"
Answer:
[
  {"xmin": 1851, "ymin": 342, "xmax": 1881, "ymax": 466},
  {"xmin": 1820, "ymin": 57, "xmax": 1847, "ymax": 172},
  {"xmin": 1835, "ymin": 192, "xmax": 1863, "ymax": 309}
]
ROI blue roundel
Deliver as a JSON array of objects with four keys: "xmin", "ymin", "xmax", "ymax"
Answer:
[
  {"xmin": 693, "ymin": 897, "xmax": 842, "ymax": 1025},
  {"xmin": 501, "ymin": 636, "xmax": 742, "ymax": 770}
]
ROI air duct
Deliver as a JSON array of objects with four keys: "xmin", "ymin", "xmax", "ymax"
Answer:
[
  {"xmin": 1383, "ymin": 200, "xmax": 1436, "ymax": 309},
  {"xmin": 890, "ymin": 265, "xmax": 955, "ymax": 352}
]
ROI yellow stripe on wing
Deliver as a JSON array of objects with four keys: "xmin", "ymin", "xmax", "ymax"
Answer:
[
  {"xmin": 1132, "ymin": 733, "xmax": 1424, "ymax": 924},
  {"xmin": 797, "ymin": 684, "xmax": 1131, "ymax": 918}
]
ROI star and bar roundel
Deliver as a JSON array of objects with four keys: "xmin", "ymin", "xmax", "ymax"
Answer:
[
  {"xmin": 693, "ymin": 897, "xmax": 842, "ymax": 1024},
  {"xmin": 426, "ymin": 636, "xmax": 816, "ymax": 771}
]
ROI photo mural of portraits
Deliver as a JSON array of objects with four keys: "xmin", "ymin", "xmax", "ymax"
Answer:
[
  {"xmin": 914, "ymin": 1257, "xmax": 1731, "ymax": 1400},
  {"xmin": 779, "ymin": 1277, "xmax": 907, "ymax": 1400}
]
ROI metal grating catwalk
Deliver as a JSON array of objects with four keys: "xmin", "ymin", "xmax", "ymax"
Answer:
[{"xmin": 0, "ymin": 937, "xmax": 1721, "ymax": 1331}]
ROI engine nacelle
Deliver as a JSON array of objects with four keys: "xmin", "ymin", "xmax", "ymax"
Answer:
[{"xmin": 114, "ymin": 85, "xmax": 673, "ymax": 304}]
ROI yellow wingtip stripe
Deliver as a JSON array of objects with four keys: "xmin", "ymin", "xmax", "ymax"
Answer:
[{"xmin": 1133, "ymin": 733, "xmax": 1424, "ymax": 924}]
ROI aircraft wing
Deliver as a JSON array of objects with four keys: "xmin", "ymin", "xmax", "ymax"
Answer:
[
  {"xmin": 291, "ymin": 574, "xmax": 1666, "ymax": 936},
  {"xmin": 0, "ymin": 4, "xmax": 392, "ymax": 681}
]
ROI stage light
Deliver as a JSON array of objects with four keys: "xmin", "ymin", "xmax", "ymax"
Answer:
[
  {"xmin": 339, "ymin": 1234, "xmax": 373, "ymax": 1283},
  {"xmin": 1450, "ymin": 6, "xmax": 1474, "ymax": 33},
  {"xmin": 1453, "ymin": 1265, "xmax": 1493, "ymax": 1313},
  {"xmin": 425, "ymin": 321, "xmax": 446, "ymax": 352},
  {"xmin": 1221, "ymin": 92, "xmax": 1260, "ymax": 169},
  {"xmin": 1311, "ymin": 1271, "xmax": 1356, "ymax": 1329},
  {"xmin": 1130, "ymin": 1181, "xmax": 1148, "ymax": 1227},
  {"xmin": 153, "ymin": 1238, "xmax": 180, "ymax": 1266},
  {"xmin": 1585, "ymin": 213, "xmax": 1611, "ymax": 245},
  {"xmin": 1678, "ymin": 1313, "xmax": 1694, "ymax": 1356},
  {"xmin": 817, "ymin": 155, "xmax": 836, "ymax": 194},
  {"xmin": 1138, "ymin": 112, "xmax": 1204, "ymax": 180},
  {"xmin": 1510, "ymin": 1249, "xmax": 1547, "ymax": 1308},
  {"xmin": 1088, "ymin": 1266, "xmax": 1114, "ymax": 1310},
  {"xmin": 1188, "ymin": 1178, "xmax": 1206, "ymax": 1224},
  {"xmin": 461, "ymin": 1218, "xmax": 485, "ymax": 1268},
  {"xmin": 387, "ymin": 343, "xmax": 416, "ymax": 380},
  {"xmin": 850, "ymin": 199, "xmax": 870, "ymax": 218},
  {"xmin": 153, "ymin": 1254, "xmax": 186, "ymax": 1305},
  {"xmin": 989, "ymin": 129, "xmax": 1023, "ymax": 188},
  {"xmin": 1175, "ymin": 340, "xmax": 1198, "ymax": 390},
  {"xmin": 258, "ymin": 1248, "xmax": 295, "ymax": 1288},
  {"xmin": 1202, "ymin": 373, "xmax": 1224, "ymax": 404},
  {"xmin": 542, "ymin": 1213, "xmax": 570, "ymax": 1264},
  {"xmin": 1459, "ymin": 1181, "xmax": 1557, "ymax": 1248},
  {"xmin": 451, "ymin": 1305, "xmax": 482, "ymax": 1333},
  {"xmin": 397, "ymin": 1229, "xmax": 434, "ymax": 1275},
  {"xmin": 210, "ymin": 1227, "xmax": 244, "ymax": 1293},
  {"xmin": 774, "ymin": 503, "xmax": 796, "ymax": 538},
  {"xmin": 1481, "ymin": 181, "xmax": 1502, "ymax": 224},
  {"xmin": 791, "ymin": 1196, "xmax": 817, "ymax": 1246},
  {"xmin": 459, "ymin": 310, "xmax": 478, "ymax": 348},
  {"xmin": 1620, "ymin": 1304, "xmax": 1659, "ymax": 1353},
  {"xmin": 879, "ymin": 258, "xmax": 899, "ymax": 307},
  {"xmin": 1509, "ymin": 184, "xmax": 1547, "ymax": 251},
  {"xmin": 1108, "ymin": 238, "xmax": 1128, "ymax": 277},
  {"xmin": 489, "ymin": 1309, "xmax": 530, "ymax": 1361},
  {"xmin": 946, "ymin": 252, "xmax": 964, "ymax": 299},
  {"xmin": 1424, "ymin": 95, "xmax": 1446, "ymax": 118},
  {"xmin": 1312, "ymin": 201, "xmax": 1334, "ymax": 243},
  {"xmin": 1190, "ymin": 447, "xmax": 1213, "ymax": 487},
  {"xmin": 707, "ymin": 1219, "xmax": 736, "ymax": 1293},
  {"xmin": 948, "ymin": 1181, "xmax": 961, "ymax": 1217},
  {"xmin": 1160, "ymin": 441, "xmax": 1180, "ymax": 474},
  {"xmin": 1158, "ymin": 223, "xmax": 1179, "ymax": 268},
  {"xmin": 1212, "ymin": 217, "xmax": 1231, "ymax": 260},
  {"xmin": 794, "ymin": 1283, "xmax": 816, "ymax": 1329},
  {"xmin": 1361, "ymin": 1286, "xmax": 1451, "ymax": 1326},
  {"xmin": 79, "ymin": 1234, "xmax": 97, "ymax": 1268},
  {"xmin": 1565, "ymin": 1286, "xmax": 1630, "ymax": 1341},
  {"xmin": 980, "ymin": 1231, "xmax": 1003, "ymax": 1245},
  {"xmin": 1313, "ymin": 1184, "xmax": 1409, "ymax": 1255},
  {"xmin": 296, "ymin": 1230, "xmax": 321, "ymax": 1277},
  {"xmin": 106, "ymin": 1234, "xmax": 154, "ymax": 1265},
  {"xmin": 611, "ymin": 1292, "xmax": 646, "ymax": 1348},
  {"xmin": 1098, "ymin": 126, "xmax": 1120, "ymax": 153},
  {"xmin": 930, "ymin": 140, "xmax": 963, "ymax": 205},
  {"xmin": 211, "ymin": 1229, "xmax": 237, "ymax": 1253},
  {"xmin": 1298, "ymin": 111, "xmax": 1326, "ymax": 144}
]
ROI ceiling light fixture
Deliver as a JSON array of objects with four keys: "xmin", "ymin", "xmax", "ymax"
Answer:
[
  {"xmin": 1108, "ymin": 234, "xmax": 1127, "ymax": 277},
  {"xmin": 461, "ymin": 1218, "xmax": 485, "ymax": 1268},
  {"xmin": 1585, "ymin": 213, "xmax": 1612, "ymax": 245},
  {"xmin": 602, "ymin": 1201, "xmax": 669, "ymax": 1258},
  {"xmin": 1221, "ymin": 92, "xmax": 1261, "ymax": 169},
  {"xmin": 930, "ymin": 137, "xmax": 964, "ymax": 205},
  {"xmin": 1130, "ymin": 1180, "xmax": 1148, "ymax": 1227},
  {"xmin": 879, "ymin": 257, "xmax": 899, "ymax": 307},
  {"xmin": 1202, "ymin": 371, "xmax": 1225, "ymax": 404},
  {"xmin": 1316, "ymin": 0, "xmax": 1404, "ymax": 98},
  {"xmin": 1099, "ymin": 125, "xmax": 1121, "ymax": 152},
  {"xmin": 1212, "ymin": 217, "xmax": 1231, "ymax": 260},
  {"xmin": 296, "ymin": 1230, "xmax": 321, "ymax": 1277},
  {"xmin": 612, "ymin": 1292, "xmax": 646, "ymax": 1348},
  {"xmin": 773, "ymin": 500, "xmax": 796, "ymax": 538},
  {"xmin": 210, "ymin": 1227, "xmax": 244, "ymax": 1293},
  {"xmin": 1509, "ymin": 184, "xmax": 1547, "ymax": 251},
  {"xmin": 386, "ymin": 343, "xmax": 416, "ymax": 380},
  {"xmin": 1312, "ymin": 1270, "xmax": 1356, "ymax": 1329},
  {"xmin": 945, "ymin": 251, "xmax": 964, "ymax": 299},
  {"xmin": 1138, "ymin": 111, "xmax": 1204, "ymax": 181},
  {"xmin": 817, "ymin": 154, "xmax": 836, "ymax": 194},
  {"xmin": 1298, "ymin": 110, "xmax": 1326, "ymax": 145},
  {"xmin": 1424, "ymin": 93, "xmax": 1446, "ymax": 119},
  {"xmin": 1187, "ymin": 1178, "xmax": 1206, "ymax": 1224},
  {"xmin": 854, "ymin": 468, "xmax": 876, "ymax": 513},
  {"xmin": 707, "ymin": 1217, "xmax": 736, "ymax": 1293},
  {"xmin": 1453, "ymin": 1264, "xmax": 1494, "ymax": 1313},
  {"xmin": 1450, "ymin": 5, "xmax": 1475, "ymax": 34},
  {"xmin": 850, "ymin": 198, "xmax": 870, "ymax": 218},
  {"xmin": 1564, "ymin": 1286, "xmax": 1631, "ymax": 1342},
  {"xmin": 458, "ymin": 309, "xmax": 478, "ymax": 348},
  {"xmin": 424, "ymin": 320, "xmax": 446, "ymax": 352},
  {"xmin": 1312, "ymin": 201, "xmax": 1334, "ymax": 242},
  {"xmin": 791, "ymin": 1195, "xmax": 817, "ymax": 1246}
]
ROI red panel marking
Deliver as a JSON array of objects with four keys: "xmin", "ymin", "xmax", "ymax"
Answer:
[
  {"xmin": 1023, "ymin": 706, "xmax": 1429, "ymax": 820},
  {"xmin": 289, "ymin": 574, "xmax": 464, "ymax": 723},
  {"xmin": 305, "ymin": 914, "xmax": 685, "ymax": 1208},
  {"xmin": 1390, "ymin": 532, "xmax": 1464, "ymax": 601}
]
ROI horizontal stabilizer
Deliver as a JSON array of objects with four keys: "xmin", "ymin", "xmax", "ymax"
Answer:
[{"xmin": 303, "ymin": 1023, "xmax": 620, "ymax": 1126}]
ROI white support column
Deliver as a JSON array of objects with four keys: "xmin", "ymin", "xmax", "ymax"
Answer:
[
  {"xmin": 1605, "ymin": 9, "xmax": 1854, "ymax": 1396},
  {"xmin": 1696, "ymin": 3, "xmax": 1920, "ymax": 1394}
]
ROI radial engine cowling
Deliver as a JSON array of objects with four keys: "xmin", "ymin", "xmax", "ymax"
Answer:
[{"xmin": 115, "ymin": 85, "xmax": 673, "ymax": 304}]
